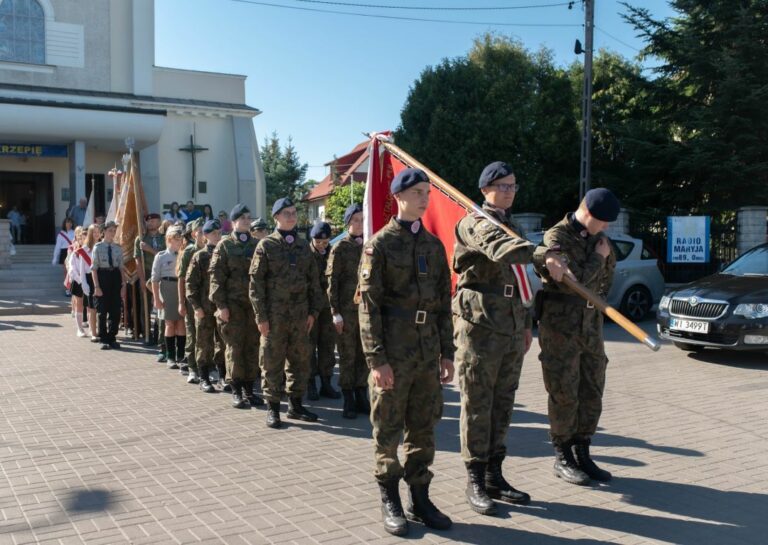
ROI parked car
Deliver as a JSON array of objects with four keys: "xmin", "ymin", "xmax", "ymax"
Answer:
[
  {"xmin": 526, "ymin": 232, "xmax": 666, "ymax": 321},
  {"xmin": 656, "ymin": 243, "xmax": 768, "ymax": 352}
]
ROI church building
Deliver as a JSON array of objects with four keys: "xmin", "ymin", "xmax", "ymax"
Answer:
[{"xmin": 0, "ymin": 0, "xmax": 266, "ymax": 243}]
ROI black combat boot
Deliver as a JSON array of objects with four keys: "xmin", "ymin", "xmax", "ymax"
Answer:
[
  {"xmin": 342, "ymin": 389, "xmax": 357, "ymax": 419},
  {"xmin": 319, "ymin": 375, "xmax": 341, "ymax": 399},
  {"xmin": 307, "ymin": 377, "xmax": 319, "ymax": 401},
  {"xmin": 378, "ymin": 480, "xmax": 408, "ymax": 536},
  {"xmin": 231, "ymin": 380, "xmax": 247, "ymax": 409},
  {"xmin": 485, "ymin": 455, "xmax": 531, "ymax": 505},
  {"xmin": 287, "ymin": 397, "xmax": 318, "ymax": 422},
  {"xmin": 354, "ymin": 387, "xmax": 370, "ymax": 414},
  {"xmin": 246, "ymin": 382, "xmax": 265, "ymax": 407},
  {"xmin": 465, "ymin": 462, "xmax": 497, "ymax": 516},
  {"xmin": 199, "ymin": 367, "xmax": 215, "ymax": 393},
  {"xmin": 572, "ymin": 438, "xmax": 612, "ymax": 482},
  {"xmin": 406, "ymin": 483, "xmax": 452, "ymax": 530},
  {"xmin": 553, "ymin": 441, "xmax": 591, "ymax": 485},
  {"xmin": 266, "ymin": 402, "xmax": 282, "ymax": 429}
]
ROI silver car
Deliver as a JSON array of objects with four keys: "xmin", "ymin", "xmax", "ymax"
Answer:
[{"xmin": 525, "ymin": 232, "xmax": 666, "ymax": 321}]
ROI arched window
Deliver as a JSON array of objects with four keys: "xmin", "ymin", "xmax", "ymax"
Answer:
[{"xmin": 0, "ymin": 0, "xmax": 46, "ymax": 65}]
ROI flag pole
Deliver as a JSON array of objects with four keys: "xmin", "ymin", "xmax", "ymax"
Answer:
[
  {"xmin": 127, "ymin": 141, "xmax": 151, "ymax": 342},
  {"xmin": 369, "ymin": 133, "xmax": 660, "ymax": 352}
]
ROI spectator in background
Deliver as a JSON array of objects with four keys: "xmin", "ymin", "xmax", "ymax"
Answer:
[
  {"xmin": 217, "ymin": 210, "xmax": 232, "ymax": 234},
  {"xmin": 94, "ymin": 214, "xmax": 106, "ymax": 226},
  {"xmin": 184, "ymin": 201, "xmax": 202, "ymax": 222},
  {"xmin": 165, "ymin": 201, "xmax": 186, "ymax": 222},
  {"xmin": 7, "ymin": 205, "xmax": 21, "ymax": 243},
  {"xmin": 68, "ymin": 198, "xmax": 88, "ymax": 227},
  {"xmin": 201, "ymin": 204, "xmax": 215, "ymax": 222},
  {"xmin": 19, "ymin": 211, "xmax": 28, "ymax": 243}
]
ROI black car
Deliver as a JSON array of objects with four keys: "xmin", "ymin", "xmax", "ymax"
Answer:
[{"xmin": 657, "ymin": 243, "xmax": 768, "ymax": 353}]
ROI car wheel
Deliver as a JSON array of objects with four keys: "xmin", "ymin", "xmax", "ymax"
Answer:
[
  {"xmin": 673, "ymin": 341, "xmax": 703, "ymax": 352},
  {"xmin": 620, "ymin": 285, "xmax": 652, "ymax": 322}
]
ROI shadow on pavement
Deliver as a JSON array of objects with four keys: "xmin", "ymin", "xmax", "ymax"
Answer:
[
  {"xmin": 687, "ymin": 349, "xmax": 768, "ymax": 369},
  {"xmin": 0, "ymin": 319, "xmax": 63, "ymax": 331},
  {"xmin": 406, "ymin": 521, "xmax": 608, "ymax": 545},
  {"xmin": 65, "ymin": 489, "xmax": 113, "ymax": 513}
]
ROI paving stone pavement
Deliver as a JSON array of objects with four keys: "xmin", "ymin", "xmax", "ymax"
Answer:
[{"xmin": 1, "ymin": 311, "xmax": 767, "ymax": 545}]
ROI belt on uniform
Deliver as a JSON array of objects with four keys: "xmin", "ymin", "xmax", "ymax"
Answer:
[
  {"xmin": 544, "ymin": 291, "xmax": 595, "ymax": 309},
  {"xmin": 381, "ymin": 305, "xmax": 436, "ymax": 325},
  {"xmin": 161, "ymin": 276, "xmax": 178, "ymax": 282},
  {"xmin": 98, "ymin": 267, "xmax": 119, "ymax": 272},
  {"xmin": 462, "ymin": 283, "xmax": 516, "ymax": 298}
]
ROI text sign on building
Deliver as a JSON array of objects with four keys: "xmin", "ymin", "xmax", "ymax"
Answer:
[
  {"xmin": 0, "ymin": 144, "xmax": 68, "ymax": 158},
  {"xmin": 667, "ymin": 216, "xmax": 710, "ymax": 263}
]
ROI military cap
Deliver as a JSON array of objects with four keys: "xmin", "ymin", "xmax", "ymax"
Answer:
[
  {"xmin": 584, "ymin": 188, "xmax": 621, "ymax": 222},
  {"xmin": 390, "ymin": 168, "xmax": 429, "ymax": 194},
  {"xmin": 250, "ymin": 217, "xmax": 267, "ymax": 231},
  {"xmin": 103, "ymin": 220, "xmax": 118, "ymax": 230},
  {"xmin": 271, "ymin": 197, "xmax": 295, "ymax": 216},
  {"xmin": 310, "ymin": 221, "xmax": 332, "ymax": 239},
  {"xmin": 478, "ymin": 161, "xmax": 514, "ymax": 188},
  {"xmin": 203, "ymin": 219, "xmax": 221, "ymax": 233},
  {"xmin": 343, "ymin": 203, "xmax": 363, "ymax": 225},
  {"xmin": 144, "ymin": 213, "xmax": 161, "ymax": 221},
  {"xmin": 230, "ymin": 203, "xmax": 250, "ymax": 221},
  {"xmin": 184, "ymin": 218, "xmax": 202, "ymax": 235},
  {"xmin": 166, "ymin": 225, "xmax": 184, "ymax": 237}
]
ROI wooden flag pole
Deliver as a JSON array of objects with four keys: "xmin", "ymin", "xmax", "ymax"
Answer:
[
  {"xmin": 129, "ymin": 152, "xmax": 151, "ymax": 342},
  {"xmin": 371, "ymin": 134, "xmax": 660, "ymax": 352}
]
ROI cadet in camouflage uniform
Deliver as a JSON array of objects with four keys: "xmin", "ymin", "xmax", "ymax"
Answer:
[
  {"xmin": 454, "ymin": 162, "xmax": 560, "ymax": 514},
  {"xmin": 327, "ymin": 203, "xmax": 367, "ymax": 418},
  {"xmin": 133, "ymin": 213, "xmax": 165, "ymax": 358},
  {"xmin": 306, "ymin": 221, "xmax": 339, "ymax": 402},
  {"xmin": 186, "ymin": 219, "xmax": 225, "ymax": 393},
  {"xmin": 249, "ymin": 197, "xmax": 322, "ymax": 429},
  {"xmin": 178, "ymin": 218, "xmax": 205, "ymax": 380},
  {"xmin": 209, "ymin": 204, "xmax": 262, "ymax": 409},
  {"xmin": 532, "ymin": 188, "xmax": 619, "ymax": 485},
  {"xmin": 359, "ymin": 169, "xmax": 454, "ymax": 536},
  {"xmin": 250, "ymin": 217, "xmax": 269, "ymax": 241}
]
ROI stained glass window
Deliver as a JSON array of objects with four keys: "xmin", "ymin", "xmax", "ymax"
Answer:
[{"xmin": 0, "ymin": 0, "xmax": 45, "ymax": 65}]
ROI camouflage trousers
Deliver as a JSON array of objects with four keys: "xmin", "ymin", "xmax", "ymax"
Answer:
[
  {"xmin": 337, "ymin": 307, "xmax": 368, "ymax": 389},
  {"xmin": 370, "ymin": 358, "xmax": 443, "ymax": 485},
  {"xmin": 455, "ymin": 317, "xmax": 525, "ymax": 464},
  {"xmin": 309, "ymin": 307, "xmax": 336, "ymax": 379},
  {"xmin": 260, "ymin": 316, "xmax": 312, "ymax": 403},
  {"xmin": 538, "ymin": 306, "xmax": 608, "ymax": 445},
  {"xmin": 218, "ymin": 304, "xmax": 259, "ymax": 383},
  {"xmin": 184, "ymin": 300, "xmax": 197, "ymax": 371},
  {"xmin": 195, "ymin": 313, "xmax": 225, "ymax": 373}
]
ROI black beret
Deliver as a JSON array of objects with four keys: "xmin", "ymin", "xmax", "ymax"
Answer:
[
  {"xmin": 250, "ymin": 217, "xmax": 267, "ymax": 230},
  {"xmin": 230, "ymin": 203, "xmax": 250, "ymax": 222},
  {"xmin": 103, "ymin": 220, "xmax": 118, "ymax": 230},
  {"xmin": 271, "ymin": 197, "xmax": 295, "ymax": 216},
  {"xmin": 479, "ymin": 161, "xmax": 514, "ymax": 188},
  {"xmin": 343, "ymin": 204, "xmax": 363, "ymax": 225},
  {"xmin": 203, "ymin": 219, "xmax": 220, "ymax": 233},
  {"xmin": 310, "ymin": 221, "xmax": 332, "ymax": 239},
  {"xmin": 584, "ymin": 188, "xmax": 621, "ymax": 222},
  {"xmin": 390, "ymin": 168, "xmax": 429, "ymax": 194},
  {"xmin": 144, "ymin": 213, "xmax": 160, "ymax": 221}
]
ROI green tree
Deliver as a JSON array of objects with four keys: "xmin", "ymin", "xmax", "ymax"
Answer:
[
  {"xmin": 261, "ymin": 131, "xmax": 309, "ymax": 208},
  {"xmin": 395, "ymin": 33, "xmax": 580, "ymax": 224},
  {"xmin": 623, "ymin": 0, "xmax": 768, "ymax": 215},
  {"xmin": 325, "ymin": 182, "xmax": 365, "ymax": 230}
]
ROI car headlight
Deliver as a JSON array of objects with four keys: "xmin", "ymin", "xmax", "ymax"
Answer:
[
  {"xmin": 733, "ymin": 304, "xmax": 768, "ymax": 319},
  {"xmin": 659, "ymin": 295, "xmax": 671, "ymax": 311}
]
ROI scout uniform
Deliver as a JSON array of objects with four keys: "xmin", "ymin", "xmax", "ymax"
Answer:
[{"xmin": 92, "ymin": 221, "xmax": 124, "ymax": 349}]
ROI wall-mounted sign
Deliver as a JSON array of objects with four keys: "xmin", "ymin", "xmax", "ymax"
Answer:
[
  {"xmin": 0, "ymin": 144, "xmax": 68, "ymax": 158},
  {"xmin": 667, "ymin": 216, "xmax": 710, "ymax": 263}
]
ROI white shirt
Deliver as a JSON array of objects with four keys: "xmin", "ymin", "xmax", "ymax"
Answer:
[
  {"xmin": 52, "ymin": 229, "xmax": 75, "ymax": 264},
  {"xmin": 151, "ymin": 249, "xmax": 179, "ymax": 282},
  {"xmin": 69, "ymin": 246, "xmax": 93, "ymax": 294}
]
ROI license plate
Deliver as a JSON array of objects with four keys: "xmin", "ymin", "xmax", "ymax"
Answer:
[{"xmin": 669, "ymin": 318, "xmax": 710, "ymax": 334}]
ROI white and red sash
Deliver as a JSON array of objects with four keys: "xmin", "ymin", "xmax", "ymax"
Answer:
[
  {"xmin": 58, "ymin": 230, "xmax": 72, "ymax": 245},
  {"xmin": 511, "ymin": 263, "xmax": 533, "ymax": 307},
  {"xmin": 75, "ymin": 247, "xmax": 92, "ymax": 267}
]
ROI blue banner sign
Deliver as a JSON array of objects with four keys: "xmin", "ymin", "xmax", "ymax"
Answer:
[
  {"xmin": 667, "ymin": 216, "xmax": 710, "ymax": 263},
  {"xmin": 0, "ymin": 144, "xmax": 68, "ymax": 158}
]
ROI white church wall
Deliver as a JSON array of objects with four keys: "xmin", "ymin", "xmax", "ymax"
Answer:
[{"xmin": 153, "ymin": 67, "xmax": 246, "ymax": 104}]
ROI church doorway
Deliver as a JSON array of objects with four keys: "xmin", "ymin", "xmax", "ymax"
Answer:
[{"xmin": 0, "ymin": 171, "xmax": 54, "ymax": 244}]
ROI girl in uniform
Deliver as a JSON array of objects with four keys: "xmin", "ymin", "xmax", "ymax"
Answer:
[{"xmin": 151, "ymin": 226, "xmax": 187, "ymax": 368}]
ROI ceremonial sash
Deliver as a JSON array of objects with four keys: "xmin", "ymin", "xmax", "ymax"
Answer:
[
  {"xmin": 511, "ymin": 263, "xmax": 533, "ymax": 307},
  {"xmin": 76, "ymin": 247, "xmax": 92, "ymax": 267},
  {"xmin": 58, "ymin": 231, "xmax": 72, "ymax": 245}
]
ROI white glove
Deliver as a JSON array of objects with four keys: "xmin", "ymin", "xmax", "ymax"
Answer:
[{"xmin": 333, "ymin": 314, "xmax": 344, "ymax": 325}]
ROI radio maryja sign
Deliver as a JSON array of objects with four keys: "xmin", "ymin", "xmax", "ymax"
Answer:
[{"xmin": 667, "ymin": 216, "xmax": 710, "ymax": 263}]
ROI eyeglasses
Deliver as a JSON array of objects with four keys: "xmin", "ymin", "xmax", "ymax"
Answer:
[{"xmin": 492, "ymin": 183, "xmax": 519, "ymax": 193}]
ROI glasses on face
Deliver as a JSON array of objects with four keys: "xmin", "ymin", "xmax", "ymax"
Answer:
[
  {"xmin": 280, "ymin": 210, "xmax": 298, "ymax": 218},
  {"xmin": 492, "ymin": 183, "xmax": 519, "ymax": 193}
]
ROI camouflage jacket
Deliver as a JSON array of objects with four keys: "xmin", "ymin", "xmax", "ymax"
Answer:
[
  {"xmin": 452, "ymin": 204, "xmax": 535, "ymax": 333},
  {"xmin": 185, "ymin": 244, "xmax": 216, "ymax": 315},
  {"xmin": 249, "ymin": 231, "xmax": 322, "ymax": 323},
  {"xmin": 208, "ymin": 232, "xmax": 259, "ymax": 310},
  {"xmin": 533, "ymin": 213, "xmax": 616, "ymax": 319},
  {"xmin": 358, "ymin": 218, "xmax": 454, "ymax": 369},
  {"xmin": 133, "ymin": 232, "xmax": 165, "ymax": 278},
  {"xmin": 310, "ymin": 241, "xmax": 331, "ymax": 312},
  {"xmin": 178, "ymin": 242, "xmax": 200, "ymax": 280},
  {"xmin": 326, "ymin": 232, "xmax": 363, "ymax": 315}
]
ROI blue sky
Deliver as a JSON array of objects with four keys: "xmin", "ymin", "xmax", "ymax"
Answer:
[{"xmin": 155, "ymin": 0, "xmax": 675, "ymax": 181}]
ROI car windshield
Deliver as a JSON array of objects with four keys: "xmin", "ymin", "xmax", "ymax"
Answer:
[{"xmin": 723, "ymin": 245, "xmax": 768, "ymax": 276}]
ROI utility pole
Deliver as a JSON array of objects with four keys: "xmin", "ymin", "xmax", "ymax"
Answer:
[{"xmin": 578, "ymin": 0, "xmax": 595, "ymax": 200}]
